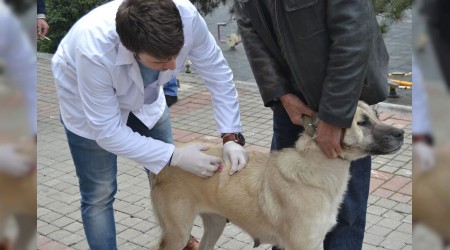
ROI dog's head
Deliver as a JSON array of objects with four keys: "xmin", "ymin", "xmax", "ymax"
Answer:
[{"xmin": 340, "ymin": 101, "xmax": 404, "ymax": 161}]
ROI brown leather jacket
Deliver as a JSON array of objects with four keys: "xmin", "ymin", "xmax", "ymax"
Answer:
[{"xmin": 234, "ymin": 0, "xmax": 389, "ymax": 128}]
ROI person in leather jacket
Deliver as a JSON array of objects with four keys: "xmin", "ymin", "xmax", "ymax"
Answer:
[{"xmin": 234, "ymin": 0, "xmax": 389, "ymax": 249}]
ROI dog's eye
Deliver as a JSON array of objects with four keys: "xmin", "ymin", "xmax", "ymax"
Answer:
[
  {"xmin": 357, "ymin": 114, "xmax": 371, "ymax": 126},
  {"xmin": 357, "ymin": 120, "xmax": 369, "ymax": 126}
]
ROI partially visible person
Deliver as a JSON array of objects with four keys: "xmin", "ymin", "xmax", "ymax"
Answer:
[
  {"xmin": 0, "ymin": 2, "xmax": 37, "ymax": 249},
  {"xmin": 37, "ymin": 0, "xmax": 49, "ymax": 38},
  {"xmin": 421, "ymin": 0, "xmax": 450, "ymax": 89},
  {"xmin": 412, "ymin": 58, "xmax": 435, "ymax": 175},
  {"xmin": 235, "ymin": 0, "xmax": 389, "ymax": 249},
  {"xmin": 163, "ymin": 76, "xmax": 179, "ymax": 107},
  {"xmin": 0, "ymin": 0, "xmax": 37, "ymax": 140},
  {"xmin": 51, "ymin": 0, "xmax": 248, "ymax": 249}
]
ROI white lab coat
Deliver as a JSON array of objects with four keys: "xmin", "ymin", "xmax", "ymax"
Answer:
[{"xmin": 52, "ymin": 0, "xmax": 242, "ymax": 174}]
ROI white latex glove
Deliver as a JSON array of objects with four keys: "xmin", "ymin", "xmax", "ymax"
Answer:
[
  {"xmin": 223, "ymin": 141, "xmax": 249, "ymax": 175},
  {"xmin": 0, "ymin": 144, "xmax": 32, "ymax": 177},
  {"xmin": 170, "ymin": 144, "xmax": 221, "ymax": 178},
  {"xmin": 413, "ymin": 142, "xmax": 435, "ymax": 173}
]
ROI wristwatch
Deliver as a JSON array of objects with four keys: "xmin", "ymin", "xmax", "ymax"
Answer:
[{"xmin": 221, "ymin": 133, "xmax": 245, "ymax": 146}]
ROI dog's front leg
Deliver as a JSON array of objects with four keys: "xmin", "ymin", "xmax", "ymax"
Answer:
[
  {"xmin": 12, "ymin": 214, "xmax": 36, "ymax": 250},
  {"xmin": 198, "ymin": 213, "xmax": 227, "ymax": 250}
]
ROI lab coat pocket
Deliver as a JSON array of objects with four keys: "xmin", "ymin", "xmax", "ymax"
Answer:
[{"xmin": 132, "ymin": 91, "xmax": 165, "ymax": 129}]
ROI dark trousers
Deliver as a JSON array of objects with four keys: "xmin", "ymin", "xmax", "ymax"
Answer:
[{"xmin": 271, "ymin": 105, "xmax": 371, "ymax": 250}]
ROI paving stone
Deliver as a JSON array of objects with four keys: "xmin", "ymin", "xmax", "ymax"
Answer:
[
  {"xmin": 396, "ymin": 223, "xmax": 412, "ymax": 235},
  {"xmin": 377, "ymin": 218, "xmax": 402, "ymax": 230},
  {"xmin": 383, "ymin": 210, "xmax": 406, "ymax": 221},
  {"xmin": 366, "ymin": 225, "xmax": 393, "ymax": 237},
  {"xmin": 375, "ymin": 198, "xmax": 399, "ymax": 209},
  {"xmin": 372, "ymin": 188, "xmax": 394, "ymax": 199},
  {"xmin": 393, "ymin": 203, "xmax": 412, "ymax": 214},
  {"xmin": 364, "ymin": 232, "xmax": 385, "ymax": 246},
  {"xmin": 382, "ymin": 176, "xmax": 410, "ymax": 191},
  {"xmin": 366, "ymin": 214, "xmax": 383, "ymax": 224},
  {"xmin": 390, "ymin": 193, "xmax": 412, "ymax": 203},
  {"xmin": 367, "ymin": 205, "xmax": 389, "ymax": 216}
]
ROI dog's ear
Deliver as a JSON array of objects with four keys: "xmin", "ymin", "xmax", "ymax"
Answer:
[
  {"xmin": 342, "ymin": 118, "xmax": 364, "ymax": 148},
  {"xmin": 342, "ymin": 102, "xmax": 369, "ymax": 149}
]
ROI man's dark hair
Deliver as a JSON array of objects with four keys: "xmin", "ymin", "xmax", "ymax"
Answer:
[{"xmin": 116, "ymin": 0, "xmax": 184, "ymax": 60}]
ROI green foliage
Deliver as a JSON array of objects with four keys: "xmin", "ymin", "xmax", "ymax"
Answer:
[
  {"xmin": 37, "ymin": 0, "xmax": 108, "ymax": 53},
  {"xmin": 371, "ymin": 0, "xmax": 413, "ymax": 33},
  {"xmin": 189, "ymin": 0, "xmax": 228, "ymax": 16},
  {"xmin": 37, "ymin": 0, "xmax": 412, "ymax": 54}
]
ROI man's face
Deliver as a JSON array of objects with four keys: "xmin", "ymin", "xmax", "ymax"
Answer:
[{"xmin": 135, "ymin": 53, "xmax": 177, "ymax": 71}]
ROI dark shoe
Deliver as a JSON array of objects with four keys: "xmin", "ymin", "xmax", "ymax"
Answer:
[
  {"xmin": 165, "ymin": 95, "xmax": 178, "ymax": 107},
  {"xmin": 183, "ymin": 235, "xmax": 199, "ymax": 250},
  {"xmin": 272, "ymin": 246, "xmax": 284, "ymax": 250}
]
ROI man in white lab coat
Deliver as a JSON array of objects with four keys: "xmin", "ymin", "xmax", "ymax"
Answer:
[{"xmin": 51, "ymin": 0, "xmax": 248, "ymax": 249}]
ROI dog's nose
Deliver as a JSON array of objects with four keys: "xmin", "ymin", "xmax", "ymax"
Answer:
[{"xmin": 392, "ymin": 128, "xmax": 404, "ymax": 139}]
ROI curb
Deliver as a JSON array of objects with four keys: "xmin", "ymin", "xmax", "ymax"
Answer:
[{"xmin": 375, "ymin": 102, "xmax": 412, "ymax": 114}]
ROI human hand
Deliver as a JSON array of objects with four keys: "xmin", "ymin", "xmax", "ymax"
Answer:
[
  {"xmin": 279, "ymin": 93, "xmax": 315, "ymax": 125},
  {"xmin": 170, "ymin": 144, "xmax": 221, "ymax": 178},
  {"xmin": 223, "ymin": 141, "xmax": 248, "ymax": 175},
  {"xmin": 0, "ymin": 144, "xmax": 33, "ymax": 177},
  {"xmin": 316, "ymin": 120, "xmax": 343, "ymax": 159},
  {"xmin": 37, "ymin": 18, "xmax": 49, "ymax": 38},
  {"xmin": 413, "ymin": 142, "xmax": 435, "ymax": 173}
]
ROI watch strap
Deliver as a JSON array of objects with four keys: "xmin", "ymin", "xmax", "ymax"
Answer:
[{"xmin": 222, "ymin": 133, "xmax": 245, "ymax": 146}]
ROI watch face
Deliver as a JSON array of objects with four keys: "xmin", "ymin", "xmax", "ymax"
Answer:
[{"xmin": 237, "ymin": 133, "xmax": 245, "ymax": 146}]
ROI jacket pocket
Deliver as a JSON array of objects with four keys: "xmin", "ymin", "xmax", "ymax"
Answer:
[
  {"xmin": 284, "ymin": 0, "xmax": 318, "ymax": 10},
  {"xmin": 283, "ymin": 0, "xmax": 325, "ymax": 39}
]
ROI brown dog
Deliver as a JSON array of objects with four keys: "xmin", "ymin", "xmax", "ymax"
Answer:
[
  {"xmin": 0, "ymin": 138, "xmax": 36, "ymax": 250},
  {"xmin": 413, "ymin": 150, "xmax": 450, "ymax": 245},
  {"xmin": 150, "ymin": 101, "xmax": 404, "ymax": 250}
]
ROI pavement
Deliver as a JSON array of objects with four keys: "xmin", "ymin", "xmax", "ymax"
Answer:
[{"xmin": 37, "ymin": 4, "xmax": 413, "ymax": 250}]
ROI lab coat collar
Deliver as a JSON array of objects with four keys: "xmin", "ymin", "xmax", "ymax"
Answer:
[
  {"xmin": 116, "ymin": 43, "xmax": 134, "ymax": 66},
  {"xmin": 114, "ymin": 44, "xmax": 144, "ymax": 93}
]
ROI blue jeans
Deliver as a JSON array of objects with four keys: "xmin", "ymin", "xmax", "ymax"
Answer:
[
  {"xmin": 63, "ymin": 107, "xmax": 172, "ymax": 250},
  {"xmin": 163, "ymin": 76, "xmax": 178, "ymax": 96},
  {"xmin": 271, "ymin": 104, "xmax": 370, "ymax": 250}
]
